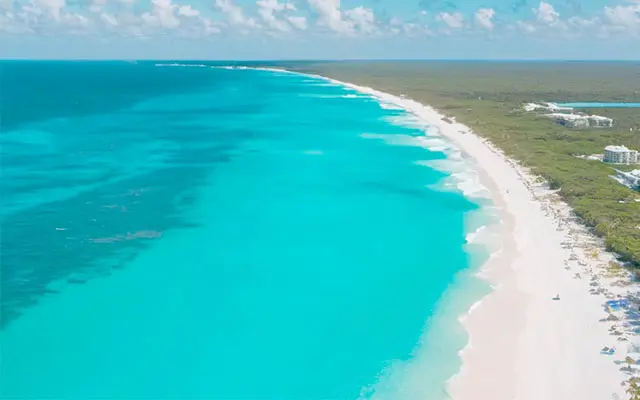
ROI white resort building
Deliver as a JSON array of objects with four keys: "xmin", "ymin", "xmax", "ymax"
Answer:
[
  {"xmin": 603, "ymin": 145, "xmax": 639, "ymax": 164},
  {"xmin": 588, "ymin": 115, "xmax": 615, "ymax": 128},
  {"xmin": 523, "ymin": 102, "xmax": 614, "ymax": 129},
  {"xmin": 544, "ymin": 113, "xmax": 614, "ymax": 129},
  {"xmin": 613, "ymin": 169, "xmax": 640, "ymax": 190}
]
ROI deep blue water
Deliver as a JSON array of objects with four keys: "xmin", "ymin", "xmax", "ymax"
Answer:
[
  {"xmin": 556, "ymin": 102, "xmax": 640, "ymax": 108},
  {"xmin": 0, "ymin": 61, "xmax": 489, "ymax": 400}
]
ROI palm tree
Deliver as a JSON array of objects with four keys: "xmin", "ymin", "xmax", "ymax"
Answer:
[{"xmin": 626, "ymin": 377, "xmax": 640, "ymax": 400}]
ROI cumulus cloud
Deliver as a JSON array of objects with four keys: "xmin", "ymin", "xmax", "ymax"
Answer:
[
  {"xmin": 474, "ymin": 8, "xmax": 495, "ymax": 30},
  {"xmin": 256, "ymin": 0, "xmax": 298, "ymax": 32},
  {"xmin": 534, "ymin": 1, "xmax": 559, "ymax": 24},
  {"xmin": 2, "ymin": 0, "xmax": 221, "ymax": 36},
  {"xmin": 387, "ymin": 16, "xmax": 430, "ymax": 36},
  {"xmin": 308, "ymin": 0, "xmax": 350, "ymax": 33},
  {"xmin": 29, "ymin": 0, "xmax": 66, "ymax": 20},
  {"xmin": 603, "ymin": 3, "xmax": 640, "ymax": 32},
  {"xmin": 307, "ymin": 0, "xmax": 376, "ymax": 35},
  {"xmin": 178, "ymin": 5, "xmax": 199, "ymax": 18},
  {"xmin": 141, "ymin": 0, "xmax": 180, "ymax": 29},
  {"xmin": 215, "ymin": 0, "xmax": 258, "ymax": 28},
  {"xmin": 2, "ymin": 0, "xmax": 637, "ymax": 42},
  {"xmin": 437, "ymin": 11, "xmax": 463, "ymax": 29},
  {"xmin": 344, "ymin": 6, "xmax": 375, "ymax": 34}
]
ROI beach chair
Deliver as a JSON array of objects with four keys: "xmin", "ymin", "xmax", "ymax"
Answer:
[{"xmin": 600, "ymin": 347, "xmax": 616, "ymax": 355}]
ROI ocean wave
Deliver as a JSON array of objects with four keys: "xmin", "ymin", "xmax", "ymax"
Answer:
[
  {"xmin": 243, "ymin": 65, "xmax": 498, "ymax": 213},
  {"xmin": 154, "ymin": 63, "xmax": 209, "ymax": 68},
  {"xmin": 298, "ymin": 93, "xmax": 370, "ymax": 99}
]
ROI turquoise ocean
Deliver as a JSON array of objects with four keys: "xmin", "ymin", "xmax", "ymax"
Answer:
[{"xmin": 0, "ymin": 61, "xmax": 493, "ymax": 400}]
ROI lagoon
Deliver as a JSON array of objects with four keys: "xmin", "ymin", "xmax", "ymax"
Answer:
[{"xmin": 556, "ymin": 102, "xmax": 640, "ymax": 108}]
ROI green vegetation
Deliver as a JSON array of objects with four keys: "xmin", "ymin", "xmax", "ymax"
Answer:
[
  {"xmin": 625, "ymin": 376, "xmax": 640, "ymax": 400},
  {"xmin": 286, "ymin": 61, "xmax": 640, "ymax": 265}
]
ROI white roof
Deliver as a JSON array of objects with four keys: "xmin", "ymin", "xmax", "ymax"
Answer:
[
  {"xmin": 545, "ymin": 113, "xmax": 585, "ymax": 120},
  {"xmin": 545, "ymin": 113, "xmax": 613, "ymax": 123},
  {"xmin": 589, "ymin": 115, "xmax": 613, "ymax": 121},
  {"xmin": 605, "ymin": 145, "xmax": 632, "ymax": 152}
]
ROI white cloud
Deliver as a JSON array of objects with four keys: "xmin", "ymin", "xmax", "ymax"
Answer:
[
  {"xmin": 5, "ymin": 0, "xmax": 636, "ymax": 42},
  {"xmin": 141, "ymin": 0, "xmax": 180, "ymax": 29},
  {"xmin": 257, "ymin": 0, "xmax": 292, "ymax": 32},
  {"xmin": 403, "ymin": 22, "xmax": 431, "ymax": 36},
  {"xmin": 603, "ymin": 3, "xmax": 640, "ymax": 32},
  {"xmin": 62, "ymin": 11, "xmax": 91, "ymax": 29},
  {"xmin": 202, "ymin": 18, "xmax": 222, "ymax": 34},
  {"xmin": 308, "ymin": 0, "xmax": 351, "ymax": 33},
  {"xmin": 178, "ymin": 5, "xmax": 200, "ymax": 18},
  {"xmin": 386, "ymin": 17, "xmax": 430, "ymax": 36},
  {"xmin": 534, "ymin": 1, "xmax": 559, "ymax": 24},
  {"xmin": 344, "ymin": 6, "xmax": 375, "ymax": 34},
  {"xmin": 474, "ymin": 8, "xmax": 495, "ymax": 30},
  {"xmin": 437, "ymin": 12, "xmax": 463, "ymax": 29},
  {"xmin": 307, "ymin": 0, "xmax": 376, "ymax": 35},
  {"xmin": 215, "ymin": 0, "xmax": 258, "ymax": 28},
  {"xmin": 286, "ymin": 15, "xmax": 307, "ymax": 30},
  {"xmin": 27, "ymin": 0, "xmax": 66, "ymax": 20}
]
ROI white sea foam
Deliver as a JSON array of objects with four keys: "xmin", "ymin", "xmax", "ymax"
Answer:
[
  {"xmin": 342, "ymin": 93, "xmax": 369, "ymax": 99},
  {"xmin": 376, "ymin": 100, "xmax": 404, "ymax": 110},
  {"xmin": 155, "ymin": 63, "xmax": 209, "ymax": 68},
  {"xmin": 299, "ymin": 93, "xmax": 371, "ymax": 99},
  {"xmin": 465, "ymin": 226, "xmax": 487, "ymax": 244},
  {"xmin": 252, "ymin": 65, "xmax": 494, "ymax": 203}
]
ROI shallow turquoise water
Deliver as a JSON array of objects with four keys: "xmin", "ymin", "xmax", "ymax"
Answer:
[
  {"xmin": 556, "ymin": 102, "xmax": 640, "ymax": 108},
  {"xmin": 0, "ymin": 62, "xmax": 491, "ymax": 399}
]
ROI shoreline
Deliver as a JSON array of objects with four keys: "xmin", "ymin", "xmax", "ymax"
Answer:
[
  {"xmin": 369, "ymin": 93, "xmax": 637, "ymax": 399},
  {"xmin": 272, "ymin": 68, "xmax": 638, "ymax": 399},
  {"xmin": 419, "ymin": 111, "xmax": 638, "ymax": 400},
  {"xmin": 162, "ymin": 64, "xmax": 638, "ymax": 399}
]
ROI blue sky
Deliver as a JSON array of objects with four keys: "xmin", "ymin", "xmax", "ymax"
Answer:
[{"xmin": 1, "ymin": 0, "xmax": 639, "ymax": 59}]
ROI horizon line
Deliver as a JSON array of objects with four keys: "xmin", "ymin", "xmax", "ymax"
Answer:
[{"xmin": 1, "ymin": 57, "xmax": 640, "ymax": 62}]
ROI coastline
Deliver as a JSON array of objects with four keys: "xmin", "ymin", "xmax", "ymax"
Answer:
[
  {"xmin": 260, "ymin": 67, "xmax": 638, "ymax": 399},
  {"xmin": 164, "ymin": 63, "xmax": 637, "ymax": 399},
  {"xmin": 358, "ymin": 87, "xmax": 637, "ymax": 399}
]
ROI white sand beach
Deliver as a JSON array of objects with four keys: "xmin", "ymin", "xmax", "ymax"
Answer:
[
  {"xmin": 393, "ymin": 97, "xmax": 640, "ymax": 400},
  {"xmin": 262, "ymin": 67, "xmax": 639, "ymax": 400},
  {"xmin": 334, "ymin": 79, "xmax": 640, "ymax": 399}
]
